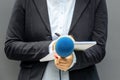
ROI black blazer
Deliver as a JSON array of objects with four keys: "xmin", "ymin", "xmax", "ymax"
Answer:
[{"xmin": 5, "ymin": 0, "xmax": 108, "ymax": 80}]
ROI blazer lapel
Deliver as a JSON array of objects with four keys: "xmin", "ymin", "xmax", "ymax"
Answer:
[
  {"xmin": 33, "ymin": 0, "xmax": 90, "ymax": 33},
  {"xmin": 33, "ymin": 0, "xmax": 51, "ymax": 33},
  {"xmin": 69, "ymin": 0, "xmax": 90, "ymax": 32}
]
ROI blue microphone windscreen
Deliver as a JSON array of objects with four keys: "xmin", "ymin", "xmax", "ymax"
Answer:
[{"xmin": 55, "ymin": 37, "xmax": 74, "ymax": 57}]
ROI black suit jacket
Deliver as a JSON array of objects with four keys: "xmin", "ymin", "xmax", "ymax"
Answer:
[{"xmin": 5, "ymin": 0, "xmax": 108, "ymax": 80}]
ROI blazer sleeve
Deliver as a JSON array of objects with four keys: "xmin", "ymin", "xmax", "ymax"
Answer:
[
  {"xmin": 4, "ymin": 0, "xmax": 51, "ymax": 61},
  {"xmin": 70, "ymin": 0, "xmax": 108, "ymax": 71}
]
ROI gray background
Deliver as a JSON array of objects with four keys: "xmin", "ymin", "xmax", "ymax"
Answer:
[{"xmin": 0, "ymin": 0, "xmax": 120, "ymax": 80}]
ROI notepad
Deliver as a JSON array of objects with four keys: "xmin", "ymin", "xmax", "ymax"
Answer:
[
  {"xmin": 40, "ymin": 41, "xmax": 96, "ymax": 62},
  {"xmin": 74, "ymin": 41, "xmax": 96, "ymax": 50}
]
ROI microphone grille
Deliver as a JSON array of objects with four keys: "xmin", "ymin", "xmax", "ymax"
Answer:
[{"xmin": 55, "ymin": 36, "xmax": 74, "ymax": 57}]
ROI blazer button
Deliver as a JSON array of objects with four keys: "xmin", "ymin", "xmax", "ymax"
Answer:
[{"xmin": 46, "ymin": 36, "xmax": 52, "ymax": 40}]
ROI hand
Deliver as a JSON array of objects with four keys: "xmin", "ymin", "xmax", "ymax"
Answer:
[
  {"xmin": 54, "ymin": 53, "xmax": 73, "ymax": 71},
  {"xmin": 51, "ymin": 35, "xmax": 75, "ymax": 71}
]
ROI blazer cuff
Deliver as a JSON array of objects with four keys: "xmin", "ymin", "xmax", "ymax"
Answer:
[{"xmin": 67, "ymin": 52, "xmax": 76, "ymax": 70}]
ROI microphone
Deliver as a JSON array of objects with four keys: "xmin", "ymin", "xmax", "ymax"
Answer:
[
  {"xmin": 40, "ymin": 34, "xmax": 96, "ymax": 62},
  {"xmin": 55, "ymin": 36, "xmax": 74, "ymax": 57}
]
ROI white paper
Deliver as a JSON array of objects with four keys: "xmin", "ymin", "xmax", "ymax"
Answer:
[
  {"xmin": 74, "ymin": 41, "xmax": 96, "ymax": 50},
  {"xmin": 40, "ymin": 53, "xmax": 54, "ymax": 62},
  {"xmin": 40, "ymin": 41, "xmax": 96, "ymax": 62}
]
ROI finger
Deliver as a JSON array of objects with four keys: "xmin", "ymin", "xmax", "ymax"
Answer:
[
  {"xmin": 54, "ymin": 53, "xmax": 59, "ymax": 59},
  {"xmin": 59, "ymin": 61, "xmax": 67, "ymax": 64},
  {"xmin": 54, "ymin": 58, "xmax": 59, "ymax": 65},
  {"xmin": 69, "ymin": 35, "xmax": 75, "ymax": 41},
  {"xmin": 56, "ymin": 62, "xmax": 70, "ymax": 68},
  {"xmin": 52, "ymin": 42, "xmax": 56, "ymax": 51},
  {"xmin": 66, "ymin": 54, "xmax": 73, "ymax": 60},
  {"xmin": 56, "ymin": 65, "xmax": 69, "ymax": 71}
]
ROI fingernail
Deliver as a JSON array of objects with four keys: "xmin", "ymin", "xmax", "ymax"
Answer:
[{"xmin": 54, "ymin": 54, "xmax": 58, "ymax": 59}]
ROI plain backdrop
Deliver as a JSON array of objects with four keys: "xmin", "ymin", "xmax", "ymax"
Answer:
[{"xmin": 0, "ymin": 0, "xmax": 120, "ymax": 80}]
